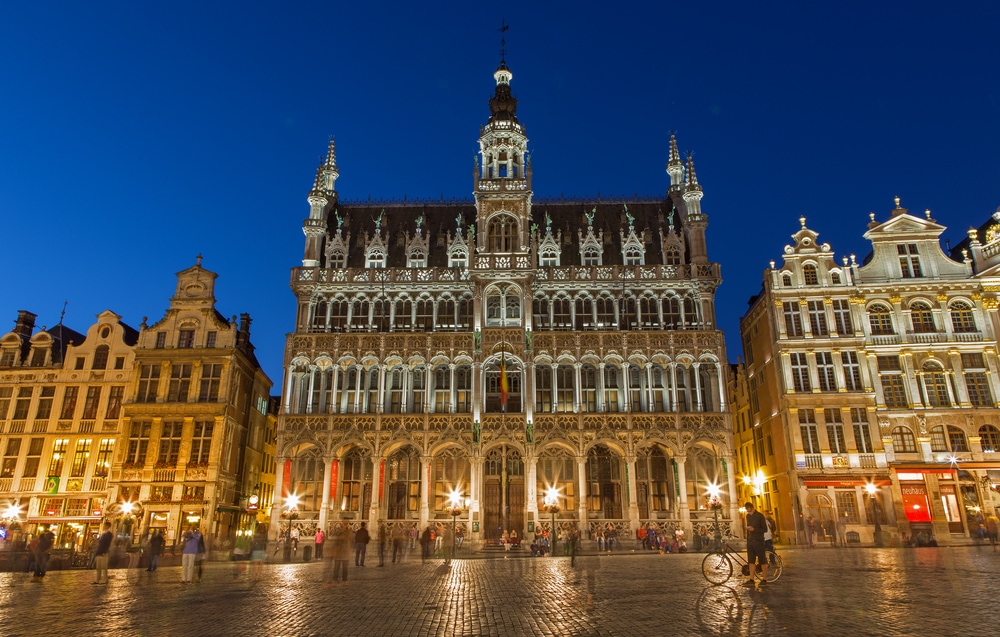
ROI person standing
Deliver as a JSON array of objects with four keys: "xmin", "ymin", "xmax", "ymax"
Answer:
[
  {"xmin": 93, "ymin": 522, "xmax": 113, "ymax": 585},
  {"xmin": 420, "ymin": 526, "xmax": 432, "ymax": 563},
  {"xmin": 314, "ymin": 527, "xmax": 325, "ymax": 560},
  {"xmin": 744, "ymin": 502, "xmax": 768, "ymax": 587},
  {"xmin": 250, "ymin": 528, "xmax": 267, "ymax": 581},
  {"xmin": 33, "ymin": 524, "xmax": 55, "ymax": 578},
  {"xmin": 290, "ymin": 525, "xmax": 300, "ymax": 555},
  {"xmin": 354, "ymin": 522, "xmax": 370, "ymax": 567},
  {"xmin": 806, "ymin": 515, "xmax": 817, "ymax": 548},
  {"xmin": 181, "ymin": 527, "xmax": 202, "ymax": 584},
  {"xmin": 147, "ymin": 531, "xmax": 165, "ymax": 571},
  {"xmin": 836, "ymin": 514, "xmax": 848, "ymax": 547}
]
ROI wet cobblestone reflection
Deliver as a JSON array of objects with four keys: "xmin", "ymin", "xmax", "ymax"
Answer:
[{"xmin": 1, "ymin": 546, "xmax": 997, "ymax": 636}]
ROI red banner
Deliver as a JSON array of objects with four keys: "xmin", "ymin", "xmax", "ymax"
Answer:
[
  {"xmin": 282, "ymin": 459, "xmax": 292, "ymax": 499},
  {"xmin": 330, "ymin": 459, "xmax": 338, "ymax": 502},
  {"xmin": 378, "ymin": 460, "xmax": 385, "ymax": 502}
]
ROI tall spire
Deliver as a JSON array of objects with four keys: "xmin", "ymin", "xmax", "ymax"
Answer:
[
  {"xmin": 666, "ymin": 133, "xmax": 684, "ymax": 189},
  {"xmin": 321, "ymin": 135, "xmax": 339, "ymax": 194}
]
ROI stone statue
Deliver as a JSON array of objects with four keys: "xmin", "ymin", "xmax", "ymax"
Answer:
[
  {"xmin": 526, "ymin": 422, "xmax": 534, "ymax": 444},
  {"xmin": 473, "ymin": 421, "xmax": 481, "ymax": 444},
  {"xmin": 474, "ymin": 329, "xmax": 482, "ymax": 350},
  {"xmin": 667, "ymin": 209, "xmax": 675, "ymax": 227},
  {"xmin": 468, "ymin": 223, "xmax": 476, "ymax": 243},
  {"xmin": 530, "ymin": 222, "xmax": 538, "ymax": 236},
  {"xmin": 524, "ymin": 328, "xmax": 533, "ymax": 350}
]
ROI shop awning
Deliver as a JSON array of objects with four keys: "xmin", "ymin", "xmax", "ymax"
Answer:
[
  {"xmin": 216, "ymin": 505, "xmax": 241, "ymax": 513},
  {"xmin": 27, "ymin": 517, "xmax": 103, "ymax": 523},
  {"xmin": 804, "ymin": 479, "xmax": 891, "ymax": 487}
]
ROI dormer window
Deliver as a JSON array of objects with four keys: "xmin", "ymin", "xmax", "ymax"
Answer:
[
  {"xmin": 540, "ymin": 251, "xmax": 559, "ymax": 267},
  {"xmin": 583, "ymin": 249, "xmax": 601, "ymax": 267},
  {"xmin": 802, "ymin": 264, "xmax": 818, "ymax": 285},
  {"xmin": 665, "ymin": 248, "xmax": 681, "ymax": 265},
  {"xmin": 328, "ymin": 251, "xmax": 346, "ymax": 269},
  {"xmin": 488, "ymin": 214, "xmax": 518, "ymax": 252},
  {"xmin": 408, "ymin": 249, "xmax": 427, "ymax": 268},
  {"xmin": 624, "ymin": 248, "xmax": 644, "ymax": 266},
  {"xmin": 898, "ymin": 244, "xmax": 922, "ymax": 278},
  {"xmin": 0, "ymin": 348, "xmax": 16, "ymax": 367},
  {"xmin": 367, "ymin": 249, "xmax": 386, "ymax": 269},
  {"xmin": 449, "ymin": 251, "xmax": 467, "ymax": 268}
]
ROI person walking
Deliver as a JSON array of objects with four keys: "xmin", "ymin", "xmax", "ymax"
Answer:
[
  {"xmin": 408, "ymin": 524, "xmax": 418, "ymax": 552},
  {"xmin": 195, "ymin": 532, "xmax": 207, "ymax": 581},
  {"xmin": 147, "ymin": 530, "xmax": 165, "ymax": 571},
  {"xmin": 314, "ymin": 527, "xmax": 325, "ymax": 560},
  {"xmin": 377, "ymin": 522, "xmax": 387, "ymax": 567},
  {"xmin": 181, "ymin": 527, "xmax": 202, "ymax": 584},
  {"xmin": 33, "ymin": 524, "xmax": 55, "ymax": 578},
  {"xmin": 392, "ymin": 525, "xmax": 404, "ymax": 564},
  {"xmin": 329, "ymin": 526, "xmax": 350, "ymax": 584},
  {"xmin": 354, "ymin": 522, "xmax": 370, "ymax": 567},
  {"xmin": 836, "ymin": 514, "xmax": 848, "ymax": 547},
  {"xmin": 93, "ymin": 522, "xmax": 113, "ymax": 585},
  {"xmin": 250, "ymin": 528, "xmax": 267, "ymax": 581},
  {"xmin": 743, "ymin": 502, "xmax": 769, "ymax": 588},
  {"xmin": 420, "ymin": 526, "xmax": 432, "ymax": 563}
]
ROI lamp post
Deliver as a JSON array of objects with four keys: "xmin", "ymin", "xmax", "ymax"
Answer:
[
  {"xmin": 865, "ymin": 483, "xmax": 882, "ymax": 546},
  {"xmin": 543, "ymin": 487, "xmax": 561, "ymax": 557},
  {"xmin": 283, "ymin": 495, "xmax": 300, "ymax": 562},
  {"xmin": 706, "ymin": 483, "xmax": 723, "ymax": 552},
  {"xmin": 447, "ymin": 489, "xmax": 465, "ymax": 565}
]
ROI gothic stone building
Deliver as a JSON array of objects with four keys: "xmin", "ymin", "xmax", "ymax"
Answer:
[
  {"xmin": 738, "ymin": 200, "xmax": 1000, "ymax": 546},
  {"xmin": 275, "ymin": 59, "xmax": 736, "ymax": 547}
]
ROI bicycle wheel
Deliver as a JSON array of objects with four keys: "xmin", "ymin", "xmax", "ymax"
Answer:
[
  {"xmin": 763, "ymin": 552, "xmax": 782, "ymax": 582},
  {"xmin": 702, "ymin": 551, "xmax": 734, "ymax": 585}
]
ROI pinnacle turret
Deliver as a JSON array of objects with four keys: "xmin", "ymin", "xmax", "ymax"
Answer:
[{"xmin": 666, "ymin": 134, "xmax": 684, "ymax": 189}]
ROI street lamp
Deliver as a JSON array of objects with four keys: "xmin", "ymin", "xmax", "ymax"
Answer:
[
  {"xmin": 543, "ymin": 487, "xmax": 561, "ymax": 557},
  {"xmin": 706, "ymin": 483, "xmax": 723, "ymax": 552},
  {"xmin": 865, "ymin": 483, "xmax": 883, "ymax": 546},
  {"xmin": 283, "ymin": 495, "xmax": 300, "ymax": 562},
  {"xmin": 447, "ymin": 489, "xmax": 466, "ymax": 564}
]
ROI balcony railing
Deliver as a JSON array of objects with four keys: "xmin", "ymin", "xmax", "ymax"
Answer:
[
  {"xmin": 804, "ymin": 454, "xmax": 823, "ymax": 469},
  {"xmin": 0, "ymin": 478, "xmax": 11, "ymax": 492},
  {"xmin": 858, "ymin": 454, "xmax": 877, "ymax": 468}
]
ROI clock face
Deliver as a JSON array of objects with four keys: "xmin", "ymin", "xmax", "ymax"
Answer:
[{"xmin": 184, "ymin": 283, "xmax": 205, "ymax": 297}]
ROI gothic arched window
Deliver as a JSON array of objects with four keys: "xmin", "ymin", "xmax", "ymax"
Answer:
[{"xmin": 488, "ymin": 214, "xmax": 518, "ymax": 252}]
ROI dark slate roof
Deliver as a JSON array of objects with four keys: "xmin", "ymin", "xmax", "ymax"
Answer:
[
  {"xmin": 325, "ymin": 191, "xmax": 688, "ymax": 270},
  {"xmin": 45, "ymin": 324, "xmax": 86, "ymax": 366}
]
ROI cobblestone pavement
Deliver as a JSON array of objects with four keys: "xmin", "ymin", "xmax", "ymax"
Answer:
[{"xmin": 2, "ymin": 545, "xmax": 999, "ymax": 636}]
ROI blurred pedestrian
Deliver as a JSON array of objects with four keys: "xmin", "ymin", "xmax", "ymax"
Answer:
[
  {"xmin": 327, "ymin": 526, "xmax": 349, "ymax": 584},
  {"xmin": 250, "ymin": 528, "xmax": 267, "ymax": 581},
  {"xmin": 354, "ymin": 522, "xmax": 370, "ymax": 567},
  {"xmin": 420, "ymin": 526, "xmax": 432, "ymax": 562},
  {"xmin": 93, "ymin": 522, "xmax": 113, "ymax": 585},
  {"xmin": 744, "ymin": 502, "xmax": 768, "ymax": 588},
  {"xmin": 377, "ymin": 522, "xmax": 386, "ymax": 567},
  {"xmin": 147, "ymin": 530, "xmax": 165, "ymax": 571},
  {"xmin": 836, "ymin": 514, "xmax": 847, "ymax": 547},
  {"xmin": 181, "ymin": 526, "xmax": 202, "ymax": 584},
  {"xmin": 392, "ymin": 525, "xmax": 405, "ymax": 564},
  {"xmin": 33, "ymin": 524, "xmax": 55, "ymax": 578}
]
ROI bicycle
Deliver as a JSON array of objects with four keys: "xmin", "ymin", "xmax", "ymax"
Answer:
[{"xmin": 702, "ymin": 542, "xmax": 783, "ymax": 585}]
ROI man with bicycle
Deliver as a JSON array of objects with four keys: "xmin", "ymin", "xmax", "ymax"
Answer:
[{"xmin": 744, "ymin": 502, "xmax": 769, "ymax": 587}]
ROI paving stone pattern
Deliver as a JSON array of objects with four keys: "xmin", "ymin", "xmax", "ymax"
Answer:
[{"xmin": 2, "ymin": 545, "xmax": 998, "ymax": 636}]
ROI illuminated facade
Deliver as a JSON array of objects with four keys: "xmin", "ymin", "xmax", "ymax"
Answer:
[
  {"xmin": 738, "ymin": 201, "xmax": 1000, "ymax": 546},
  {"xmin": 274, "ymin": 58, "xmax": 736, "ymax": 547}
]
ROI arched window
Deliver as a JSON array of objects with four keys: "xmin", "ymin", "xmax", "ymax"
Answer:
[
  {"xmin": 433, "ymin": 447, "xmax": 470, "ymax": 511},
  {"xmin": 868, "ymin": 304, "xmax": 894, "ymax": 335},
  {"xmin": 485, "ymin": 286, "xmax": 520, "ymax": 327},
  {"xmin": 910, "ymin": 302, "xmax": 935, "ymax": 333},
  {"xmin": 552, "ymin": 297, "xmax": 571, "ymax": 330},
  {"xmin": 639, "ymin": 296, "xmax": 659, "ymax": 328},
  {"xmin": 350, "ymin": 299, "xmax": 371, "ymax": 330},
  {"xmin": 540, "ymin": 250, "xmax": 559, "ymax": 267},
  {"xmin": 291, "ymin": 450, "xmax": 325, "ymax": 514},
  {"xmin": 341, "ymin": 448, "xmax": 372, "ymax": 513},
  {"xmin": 781, "ymin": 273, "xmax": 792, "ymax": 287},
  {"xmin": 802, "ymin": 264, "xmax": 819, "ymax": 285},
  {"xmin": 328, "ymin": 250, "xmax": 346, "ymax": 269},
  {"xmin": 409, "ymin": 366, "xmax": 426, "ymax": 414},
  {"xmin": 950, "ymin": 301, "xmax": 976, "ymax": 333},
  {"xmin": 432, "ymin": 365, "xmax": 451, "ymax": 413},
  {"xmin": 636, "ymin": 446, "xmax": 673, "ymax": 518},
  {"xmin": 929, "ymin": 425, "xmax": 948, "ymax": 452},
  {"xmin": 488, "ymin": 214, "xmax": 518, "ymax": 252},
  {"xmin": 366, "ymin": 248, "xmax": 385, "ymax": 269},
  {"xmin": 922, "ymin": 361, "xmax": 950, "ymax": 407},
  {"xmin": 583, "ymin": 248, "xmax": 601, "ymax": 267},
  {"xmin": 92, "ymin": 345, "xmax": 109, "ymax": 370},
  {"xmin": 455, "ymin": 365, "xmax": 472, "ymax": 412},
  {"xmin": 580, "ymin": 364, "xmax": 598, "ymax": 412},
  {"xmin": 394, "ymin": 299, "xmax": 413, "ymax": 330},
  {"xmin": 682, "ymin": 297, "xmax": 699, "ymax": 325},
  {"xmin": 665, "ymin": 248, "xmax": 681, "ymax": 265},
  {"xmin": 533, "ymin": 296, "xmax": 551, "ymax": 329},
  {"xmin": 831, "ymin": 271, "xmax": 842, "ymax": 284},
  {"xmin": 415, "ymin": 297, "xmax": 435, "ymax": 331},
  {"xmin": 438, "ymin": 297, "xmax": 457, "ymax": 329},
  {"xmin": 891, "ymin": 426, "xmax": 917, "ymax": 453},
  {"xmin": 595, "ymin": 296, "xmax": 616, "ymax": 329},
  {"xmin": 329, "ymin": 299, "xmax": 349, "ymax": 331},
  {"xmin": 555, "ymin": 364, "xmax": 575, "ymax": 412},
  {"xmin": 662, "ymin": 297, "xmax": 681, "ymax": 328},
  {"xmin": 408, "ymin": 247, "xmax": 426, "ymax": 268},
  {"xmin": 386, "ymin": 446, "xmax": 420, "ymax": 519},
  {"xmin": 947, "ymin": 426, "xmax": 968, "ymax": 452},
  {"xmin": 586, "ymin": 445, "xmax": 622, "ymax": 518},
  {"xmin": 624, "ymin": 246, "xmax": 644, "ymax": 266},
  {"xmin": 603, "ymin": 365, "xmax": 621, "ymax": 412},
  {"xmin": 386, "ymin": 367, "xmax": 404, "ymax": 413},
  {"xmin": 978, "ymin": 425, "xmax": 1000, "ymax": 453},
  {"xmin": 535, "ymin": 365, "xmax": 553, "ymax": 412}
]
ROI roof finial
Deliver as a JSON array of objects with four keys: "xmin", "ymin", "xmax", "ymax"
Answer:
[
  {"xmin": 685, "ymin": 152, "xmax": 700, "ymax": 188},
  {"xmin": 59, "ymin": 300, "xmax": 68, "ymax": 327},
  {"xmin": 499, "ymin": 20, "xmax": 509, "ymax": 63},
  {"xmin": 799, "ymin": 216, "xmax": 807, "ymax": 229},
  {"xmin": 894, "ymin": 195, "xmax": 901, "ymax": 209},
  {"xmin": 925, "ymin": 208, "xmax": 932, "ymax": 220},
  {"xmin": 325, "ymin": 135, "xmax": 337, "ymax": 168},
  {"xmin": 196, "ymin": 254, "xmax": 203, "ymax": 266}
]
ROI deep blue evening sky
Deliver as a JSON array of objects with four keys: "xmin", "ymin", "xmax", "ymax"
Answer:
[{"xmin": 2, "ymin": 2, "xmax": 998, "ymax": 386}]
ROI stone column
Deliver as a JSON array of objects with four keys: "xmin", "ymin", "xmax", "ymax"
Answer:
[
  {"xmin": 625, "ymin": 455, "xmax": 639, "ymax": 532},
  {"xmin": 577, "ymin": 456, "xmax": 588, "ymax": 535},
  {"xmin": 676, "ymin": 455, "xmax": 690, "ymax": 534},
  {"xmin": 319, "ymin": 456, "xmax": 334, "ymax": 530},
  {"xmin": 419, "ymin": 456, "xmax": 431, "ymax": 529},
  {"xmin": 306, "ymin": 365, "xmax": 317, "ymax": 413}
]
